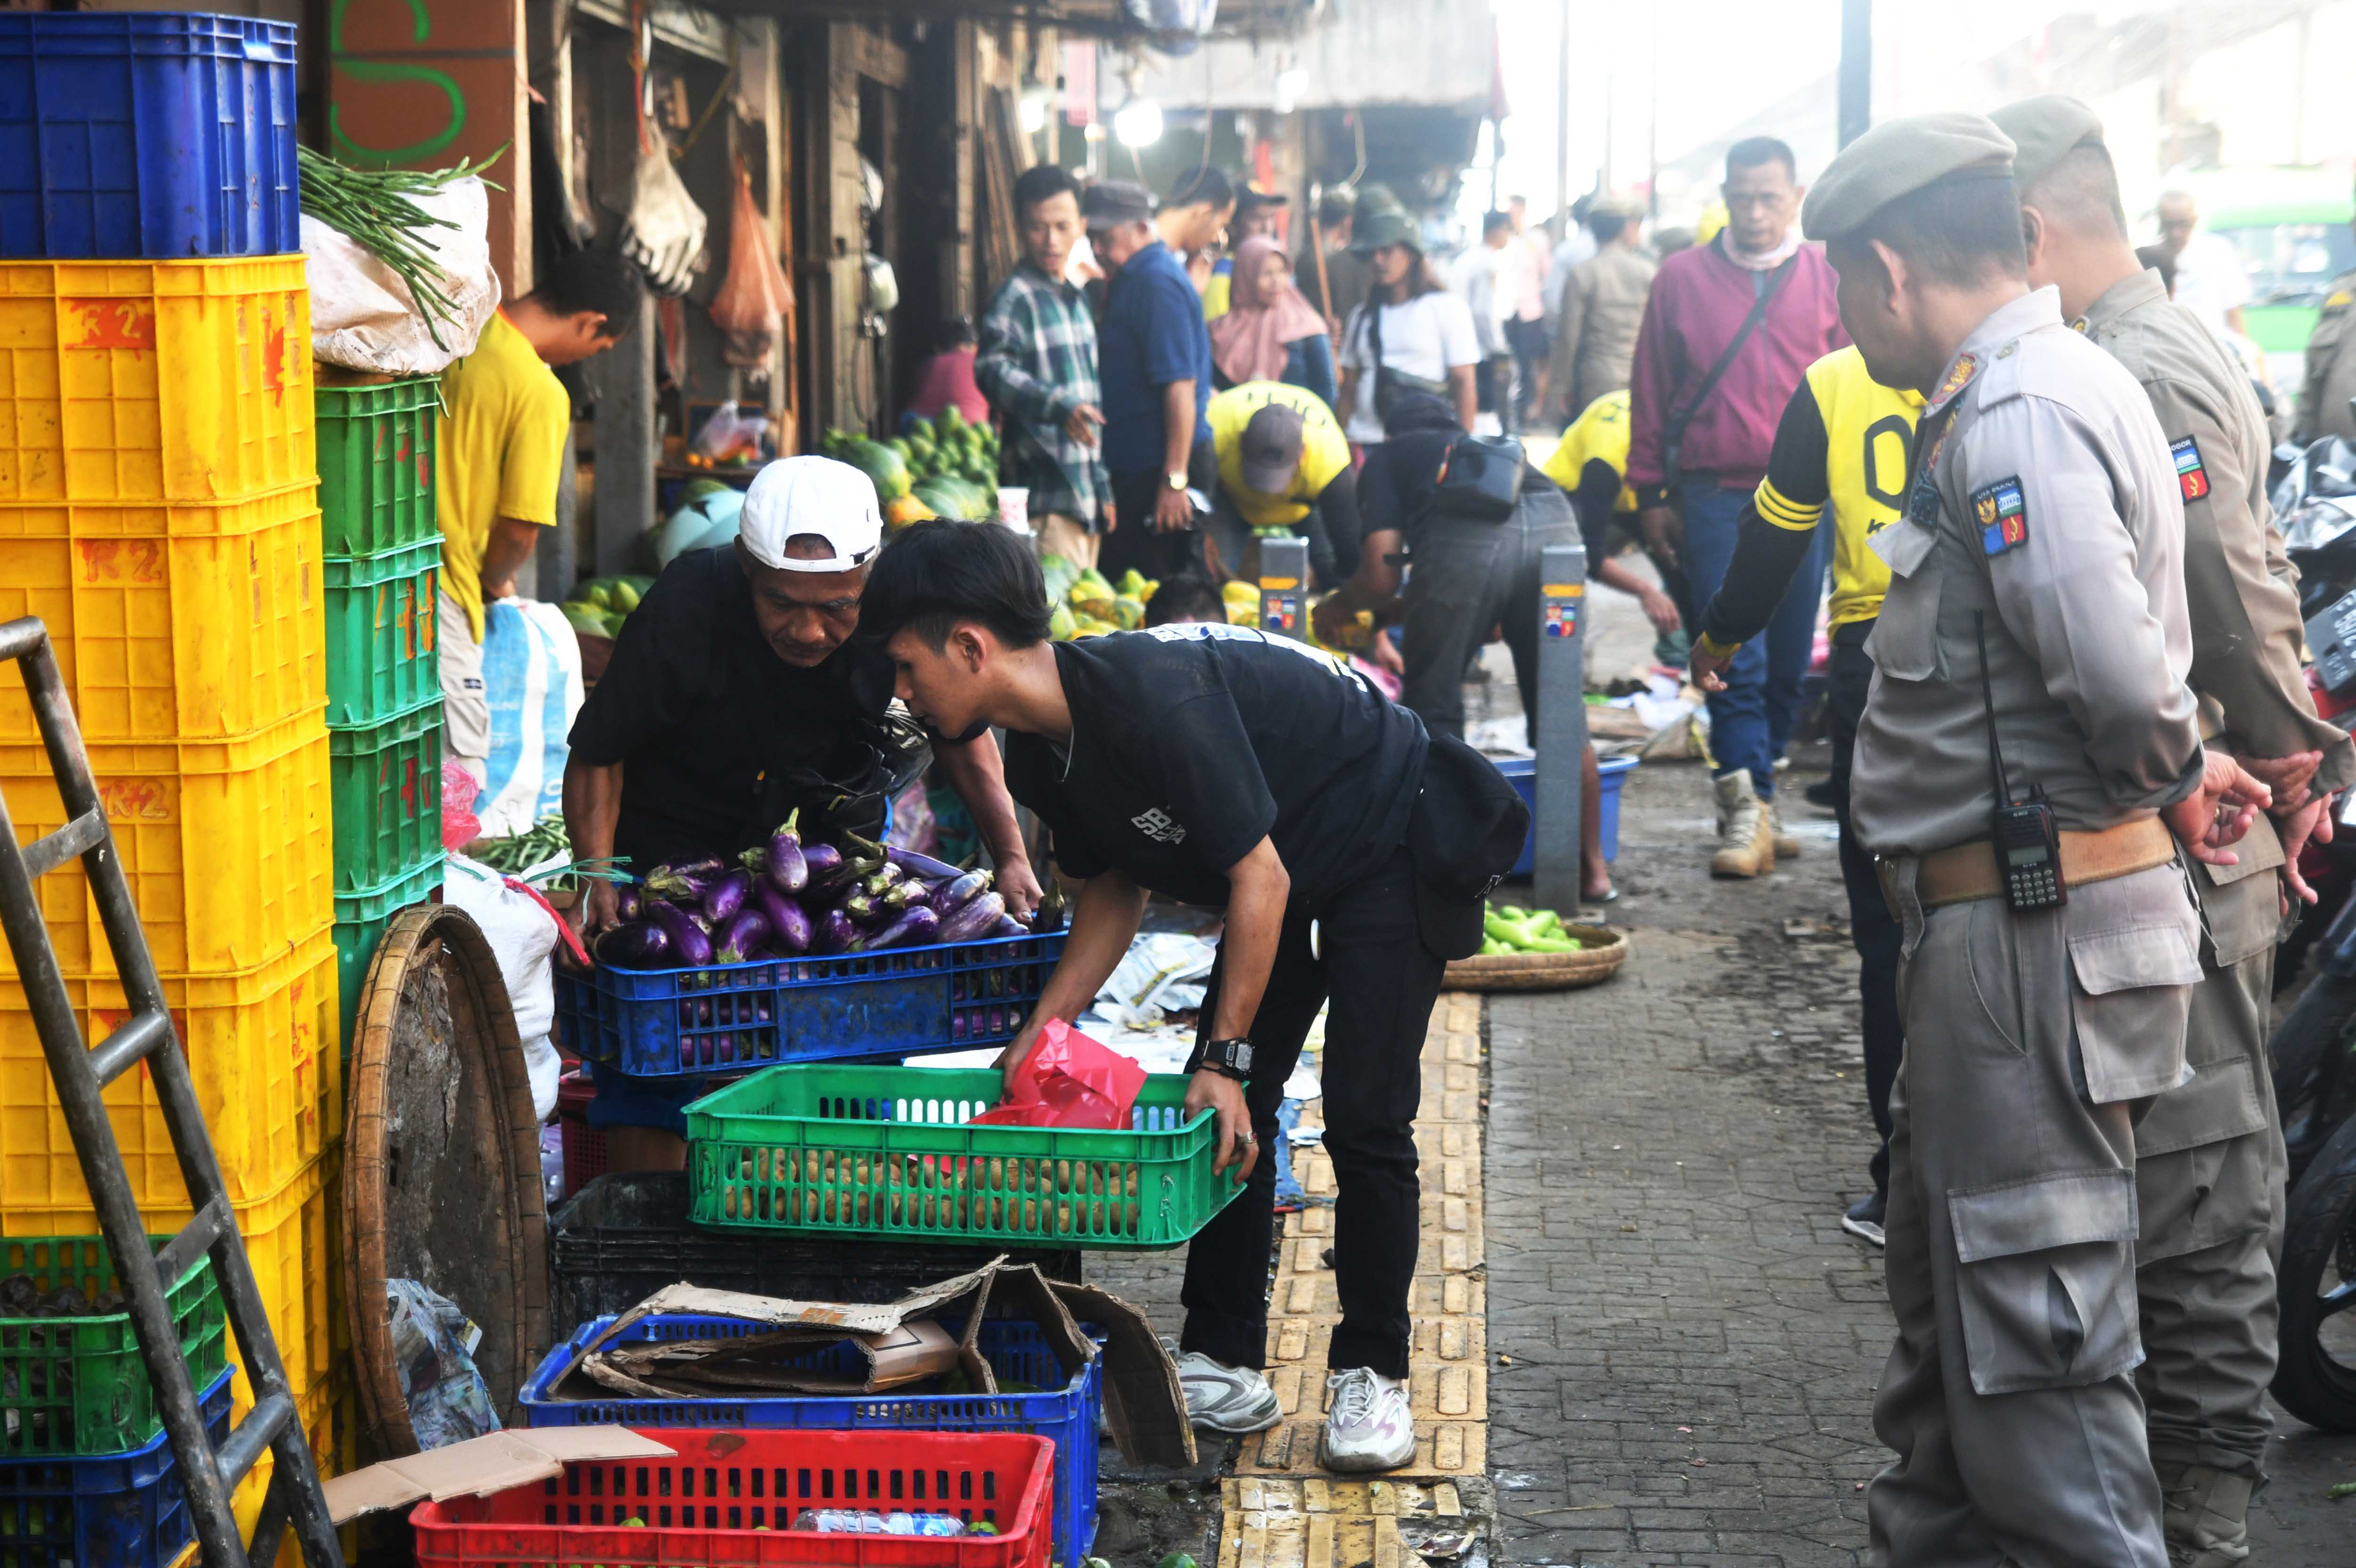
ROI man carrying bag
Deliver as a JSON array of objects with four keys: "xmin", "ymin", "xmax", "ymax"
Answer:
[
  {"xmin": 857, "ymin": 520, "xmax": 1524, "ymax": 1475},
  {"xmin": 1627, "ymin": 136, "xmax": 1846, "ymax": 880}
]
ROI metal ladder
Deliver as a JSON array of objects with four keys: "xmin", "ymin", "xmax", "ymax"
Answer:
[{"xmin": 0, "ymin": 619, "xmax": 344, "ymax": 1568}]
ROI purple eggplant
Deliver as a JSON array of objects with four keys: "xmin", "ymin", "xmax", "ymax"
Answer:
[
  {"xmin": 812, "ymin": 908, "xmax": 859, "ymax": 955},
  {"xmin": 715, "ymin": 907, "xmax": 772, "ymax": 964},
  {"xmin": 938, "ymin": 890, "xmax": 1006, "ymax": 942},
  {"xmin": 842, "ymin": 889, "xmax": 889, "ymax": 927},
  {"xmin": 596, "ymin": 921, "xmax": 670, "ymax": 967},
  {"xmin": 645, "ymin": 863, "xmax": 718, "ymax": 903},
  {"xmin": 802, "ymin": 841, "xmax": 846, "ymax": 889},
  {"xmin": 882, "ymin": 878, "xmax": 931, "ymax": 913},
  {"xmin": 886, "ymin": 845, "xmax": 968, "ymax": 883},
  {"xmin": 617, "ymin": 885, "xmax": 643, "ymax": 922},
  {"xmin": 989, "ymin": 915, "xmax": 1028, "ymax": 938},
  {"xmin": 860, "ymin": 862, "xmax": 903, "ymax": 897},
  {"xmin": 765, "ymin": 809, "xmax": 809, "ymax": 894},
  {"xmin": 646, "ymin": 899, "xmax": 713, "ymax": 966},
  {"xmin": 703, "ymin": 868, "xmax": 753, "ymax": 924},
  {"xmin": 853, "ymin": 903, "xmax": 941, "ymax": 952},
  {"xmin": 755, "ymin": 884, "xmax": 812, "ymax": 954},
  {"xmin": 932, "ymin": 869, "xmax": 992, "ymax": 912}
]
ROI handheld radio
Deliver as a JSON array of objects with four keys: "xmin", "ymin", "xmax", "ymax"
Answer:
[{"xmin": 1973, "ymin": 612, "xmax": 2064, "ymax": 910}]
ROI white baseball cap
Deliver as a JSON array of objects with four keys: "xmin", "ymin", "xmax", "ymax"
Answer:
[{"xmin": 737, "ymin": 456, "xmax": 884, "ymax": 572}]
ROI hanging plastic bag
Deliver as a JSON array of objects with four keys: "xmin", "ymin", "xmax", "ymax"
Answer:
[
  {"xmin": 710, "ymin": 167, "xmax": 794, "ymax": 367},
  {"xmin": 442, "ymin": 757, "xmax": 483, "ymax": 851},
  {"xmin": 622, "ymin": 135, "xmax": 707, "ymax": 297},
  {"xmin": 972, "ymin": 1019, "xmax": 1146, "ymax": 1130},
  {"xmin": 387, "ymin": 1279, "xmax": 501, "ymax": 1450}
]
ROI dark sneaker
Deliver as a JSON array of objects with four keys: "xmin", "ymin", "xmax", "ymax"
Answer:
[
  {"xmin": 1842, "ymin": 1192, "xmax": 1886, "ymax": 1248},
  {"xmin": 1804, "ymin": 778, "xmax": 1838, "ymax": 809}
]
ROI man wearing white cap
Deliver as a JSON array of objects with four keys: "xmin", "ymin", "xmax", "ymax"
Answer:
[{"xmin": 559, "ymin": 457, "xmax": 1039, "ymax": 1169}]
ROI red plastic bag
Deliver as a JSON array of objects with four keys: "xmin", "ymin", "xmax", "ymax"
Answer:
[
  {"xmin": 709, "ymin": 166, "xmax": 794, "ymax": 368},
  {"xmin": 971, "ymin": 1020, "xmax": 1146, "ymax": 1130},
  {"xmin": 441, "ymin": 759, "xmax": 482, "ymax": 851}
]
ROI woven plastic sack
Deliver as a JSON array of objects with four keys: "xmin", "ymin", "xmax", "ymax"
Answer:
[
  {"xmin": 972, "ymin": 1019, "xmax": 1145, "ymax": 1130},
  {"xmin": 710, "ymin": 168, "xmax": 794, "ymax": 367},
  {"xmin": 303, "ymin": 177, "xmax": 501, "ymax": 376}
]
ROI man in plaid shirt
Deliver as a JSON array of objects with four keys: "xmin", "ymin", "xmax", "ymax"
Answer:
[{"xmin": 978, "ymin": 163, "xmax": 1113, "ymax": 568}]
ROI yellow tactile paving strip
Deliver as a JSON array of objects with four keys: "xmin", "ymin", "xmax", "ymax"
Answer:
[
  {"xmin": 1231, "ymin": 993, "xmax": 1489, "ymax": 1494},
  {"xmin": 1216, "ymin": 1478, "xmax": 1472, "ymax": 1568}
]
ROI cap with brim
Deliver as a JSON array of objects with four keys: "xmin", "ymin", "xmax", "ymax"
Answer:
[
  {"xmin": 1351, "ymin": 208, "xmax": 1420, "ymax": 255},
  {"xmin": 1237, "ymin": 186, "xmax": 1290, "ymax": 213},
  {"xmin": 739, "ymin": 457, "xmax": 884, "ymax": 573},
  {"xmin": 1238, "ymin": 404, "xmax": 1306, "ymax": 493},
  {"xmin": 1801, "ymin": 111, "xmax": 2017, "ymax": 243},
  {"xmin": 1081, "ymin": 180, "xmax": 1154, "ymax": 228},
  {"xmin": 1353, "ymin": 183, "xmax": 1406, "ymax": 225},
  {"xmin": 1988, "ymin": 95, "xmax": 2104, "ymax": 195}
]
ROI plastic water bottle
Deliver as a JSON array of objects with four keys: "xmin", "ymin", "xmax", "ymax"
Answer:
[{"xmin": 792, "ymin": 1509, "xmax": 967, "ymax": 1536}]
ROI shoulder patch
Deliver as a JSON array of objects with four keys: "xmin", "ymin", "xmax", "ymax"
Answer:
[
  {"xmin": 2170, "ymin": 436, "xmax": 2210, "ymax": 502},
  {"xmin": 1931, "ymin": 352, "xmax": 1979, "ymax": 406},
  {"xmin": 1971, "ymin": 477, "xmax": 2029, "ymax": 556}
]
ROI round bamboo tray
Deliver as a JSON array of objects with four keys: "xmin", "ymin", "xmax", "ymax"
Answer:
[{"xmin": 1444, "ymin": 923, "xmax": 1627, "ymax": 991}]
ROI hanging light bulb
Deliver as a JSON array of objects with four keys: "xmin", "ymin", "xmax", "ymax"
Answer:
[
  {"xmin": 1114, "ymin": 96, "xmax": 1164, "ymax": 149},
  {"xmin": 1274, "ymin": 62, "xmax": 1307, "ymax": 116},
  {"xmin": 1019, "ymin": 90, "xmax": 1050, "ymax": 136}
]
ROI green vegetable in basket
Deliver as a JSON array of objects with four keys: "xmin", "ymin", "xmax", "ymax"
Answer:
[
  {"xmin": 1482, "ymin": 907, "xmax": 1583, "ymax": 954},
  {"xmin": 1157, "ymin": 1555, "xmax": 1198, "ymax": 1568}
]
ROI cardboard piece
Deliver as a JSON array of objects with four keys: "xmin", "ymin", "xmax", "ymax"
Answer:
[
  {"xmin": 535, "ymin": 1257, "xmax": 1195, "ymax": 1470},
  {"xmin": 321, "ymin": 1427, "xmax": 675, "ymax": 1524}
]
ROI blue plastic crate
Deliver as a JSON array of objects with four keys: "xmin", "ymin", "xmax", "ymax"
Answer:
[
  {"xmin": 0, "ymin": 13, "xmax": 299, "ymax": 259},
  {"xmin": 0, "ymin": 1365, "xmax": 230, "ymax": 1568},
  {"xmin": 520, "ymin": 1312, "xmax": 1101, "ymax": 1568},
  {"xmin": 554, "ymin": 930, "xmax": 1070, "ymax": 1078},
  {"xmin": 1499, "ymin": 752, "xmax": 1636, "ymax": 876}
]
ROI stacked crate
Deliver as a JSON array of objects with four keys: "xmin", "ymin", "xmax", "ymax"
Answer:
[
  {"xmin": 0, "ymin": 12, "xmax": 347, "ymax": 1556},
  {"xmin": 317, "ymin": 376, "xmax": 446, "ymax": 1055}
]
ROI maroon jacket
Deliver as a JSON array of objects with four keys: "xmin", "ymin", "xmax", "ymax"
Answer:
[{"xmin": 1626, "ymin": 237, "xmax": 1846, "ymax": 504}]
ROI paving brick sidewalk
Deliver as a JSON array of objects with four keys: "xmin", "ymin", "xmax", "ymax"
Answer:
[{"xmin": 1486, "ymin": 755, "xmax": 2356, "ymax": 1566}]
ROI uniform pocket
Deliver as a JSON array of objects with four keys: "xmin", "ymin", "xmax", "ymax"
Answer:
[
  {"xmin": 2068, "ymin": 921, "xmax": 2202, "ymax": 1103},
  {"xmin": 1861, "ymin": 539, "xmax": 1942, "ymax": 683},
  {"xmin": 1948, "ymin": 1169, "xmax": 2142, "ymax": 1396}
]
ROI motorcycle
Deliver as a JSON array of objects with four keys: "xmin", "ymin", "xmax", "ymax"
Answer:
[{"xmin": 2265, "ymin": 427, "xmax": 2356, "ymax": 1432}]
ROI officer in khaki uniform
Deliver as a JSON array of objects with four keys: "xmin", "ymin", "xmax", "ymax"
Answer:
[
  {"xmin": 1807, "ymin": 114, "xmax": 2275, "ymax": 1568},
  {"xmin": 1996, "ymin": 95, "xmax": 2356, "ymax": 1568},
  {"xmin": 2295, "ymin": 247, "xmax": 2356, "ymax": 446}
]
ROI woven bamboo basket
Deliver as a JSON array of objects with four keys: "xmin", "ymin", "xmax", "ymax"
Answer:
[{"xmin": 1443, "ymin": 923, "xmax": 1627, "ymax": 991}]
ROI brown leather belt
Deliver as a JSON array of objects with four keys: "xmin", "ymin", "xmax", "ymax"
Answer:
[{"xmin": 1878, "ymin": 817, "xmax": 2178, "ymax": 913}]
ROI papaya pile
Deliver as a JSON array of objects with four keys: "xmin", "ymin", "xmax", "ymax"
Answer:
[
  {"xmin": 560, "ymin": 575, "xmax": 655, "ymax": 640},
  {"xmin": 1041, "ymin": 556, "xmax": 1152, "ymax": 638},
  {"xmin": 819, "ymin": 407, "xmax": 1002, "ymax": 533}
]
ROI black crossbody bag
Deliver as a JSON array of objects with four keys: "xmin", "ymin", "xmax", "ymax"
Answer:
[{"xmin": 1363, "ymin": 297, "xmax": 1451, "ymax": 427}]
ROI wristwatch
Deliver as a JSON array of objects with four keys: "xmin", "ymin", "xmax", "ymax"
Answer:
[
  {"xmin": 1166, "ymin": 469, "xmax": 1188, "ymax": 492},
  {"xmin": 1197, "ymin": 1037, "xmax": 1254, "ymax": 1081}
]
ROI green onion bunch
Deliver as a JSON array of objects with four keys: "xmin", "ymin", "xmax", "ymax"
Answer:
[{"xmin": 297, "ymin": 145, "xmax": 508, "ymax": 351}]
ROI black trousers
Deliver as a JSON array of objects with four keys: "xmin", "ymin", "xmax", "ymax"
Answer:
[
  {"xmin": 1828, "ymin": 618, "xmax": 1903, "ymax": 1197},
  {"xmin": 1179, "ymin": 845, "xmax": 1444, "ymax": 1379},
  {"xmin": 1102, "ymin": 439, "xmax": 1216, "ymax": 584},
  {"xmin": 1398, "ymin": 487, "xmax": 1580, "ymax": 746}
]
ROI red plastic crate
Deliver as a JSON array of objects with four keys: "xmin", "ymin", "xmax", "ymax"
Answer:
[
  {"xmin": 408, "ymin": 1428, "xmax": 1054, "ymax": 1568},
  {"xmin": 556, "ymin": 1070, "xmax": 605, "ymax": 1195}
]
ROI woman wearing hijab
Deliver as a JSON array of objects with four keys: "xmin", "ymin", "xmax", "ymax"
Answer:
[{"xmin": 1209, "ymin": 235, "xmax": 1337, "ymax": 406}]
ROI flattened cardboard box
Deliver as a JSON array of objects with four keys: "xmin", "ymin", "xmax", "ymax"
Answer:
[{"xmin": 323, "ymin": 1428, "xmax": 677, "ymax": 1523}]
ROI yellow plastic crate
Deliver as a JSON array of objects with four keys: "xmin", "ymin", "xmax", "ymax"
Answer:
[
  {"xmin": 236, "ymin": 1365, "xmax": 357, "ymax": 1568},
  {"xmin": 0, "ymin": 932, "xmax": 341, "ymax": 1210},
  {"xmin": 0, "ymin": 485, "xmax": 326, "ymax": 745},
  {"xmin": 0, "ymin": 710, "xmax": 333, "ymax": 977},
  {"xmin": 0, "ymin": 258, "xmax": 313, "ymax": 505}
]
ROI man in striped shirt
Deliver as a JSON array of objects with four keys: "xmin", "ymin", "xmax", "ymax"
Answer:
[{"xmin": 977, "ymin": 163, "xmax": 1113, "ymax": 568}]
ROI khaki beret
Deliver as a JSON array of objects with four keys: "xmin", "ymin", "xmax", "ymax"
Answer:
[
  {"xmin": 1988, "ymin": 95, "xmax": 2104, "ymax": 193},
  {"xmin": 1801, "ymin": 111, "xmax": 2017, "ymax": 242}
]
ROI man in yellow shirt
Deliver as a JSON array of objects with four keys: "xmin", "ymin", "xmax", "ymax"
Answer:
[
  {"xmin": 1688, "ymin": 344, "xmax": 1921, "ymax": 1245},
  {"xmin": 1204, "ymin": 380, "xmax": 1360, "ymax": 585},
  {"xmin": 437, "ymin": 247, "xmax": 642, "ymax": 781}
]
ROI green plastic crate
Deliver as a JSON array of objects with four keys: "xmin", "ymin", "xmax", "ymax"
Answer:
[
  {"xmin": 322, "ymin": 540, "xmax": 441, "ymax": 729},
  {"xmin": 0, "ymin": 1233, "xmax": 227, "ymax": 1458},
  {"xmin": 328, "ymin": 697, "xmax": 442, "ymax": 894},
  {"xmin": 685, "ymin": 1065, "xmax": 1240, "ymax": 1249},
  {"xmin": 316, "ymin": 378, "xmax": 441, "ymax": 557},
  {"xmin": 333, "ymin": 856, "xmax": 444, "ymax": 1056}
]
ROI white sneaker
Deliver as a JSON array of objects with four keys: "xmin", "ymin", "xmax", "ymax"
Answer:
[
  {"xmin": 1170, "ymin": 1348, "xmax": 1283, "ymax": 1435},
  {"xmin": 1319, "ymin": 1366, "xmax": 1416, "ymax": 1472}
]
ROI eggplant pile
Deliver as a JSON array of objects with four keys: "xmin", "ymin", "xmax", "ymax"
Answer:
[{"xmin": 592, "ymin": 815, "xmax": 1035, "ymax": 971}]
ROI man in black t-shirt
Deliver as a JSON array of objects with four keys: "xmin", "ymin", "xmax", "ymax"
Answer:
[
  {"xmin": 560, "ymin": 458, "xmax": 1036, "ymax": 1168},
  {"xmin": 860, "ymin": 521, "xmax": 1519, "ymax": 1475}
]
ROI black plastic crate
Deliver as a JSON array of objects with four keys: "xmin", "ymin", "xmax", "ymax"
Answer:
[{"xmin": 547, "ymin": 1171, "xmax": 1080, "ymax": 1337}]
